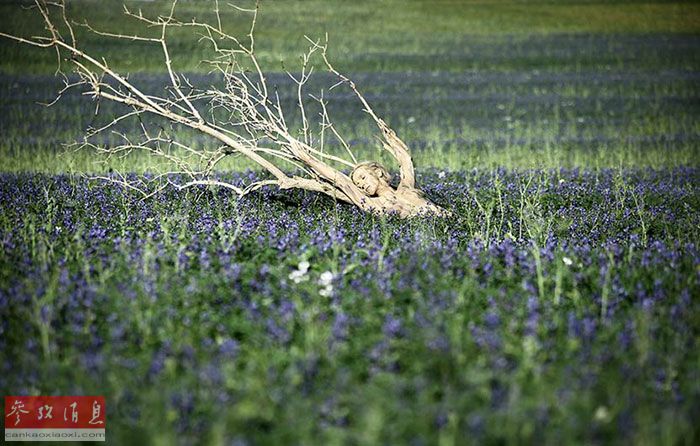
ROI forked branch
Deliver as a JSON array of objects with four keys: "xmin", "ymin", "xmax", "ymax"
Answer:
[{"xmin": 0, "ymin": 0, "xmax": 449, "ymax": 218}]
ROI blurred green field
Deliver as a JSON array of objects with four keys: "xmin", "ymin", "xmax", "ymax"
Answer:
[
  {"xmin": 0, "ymin": 0, "xmax": 698, "ymax": 172},
  {"xmin": 1, "ymin": 0, "xmax": 699, "ymax": 74},
  {"xmin": 0, "ymin": 0, "xmax": 700, "ymax": 173}
]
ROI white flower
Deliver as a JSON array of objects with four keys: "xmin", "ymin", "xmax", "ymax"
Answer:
[
  {"xmin": 438, "ymin": 171, "xmax": 446, "ymax": 179},
  {"xmin": 289, "ymin": 260, "xmax": 311, "ymax": 283},
  {"xmin": 407, "ymin": 116, "xmax": 416, "ymax": 124},
  {"xmin": 288, "ymin": 269, "xmax": 307, "ymax": 283},
  {"xmin": 562, "ymin": 257, "xmax": 573, "ymax": 266},
  {"xmin": 594, "ymin": 406, "xmax": 609, "ymax": 422},
  {"xmin": 318, "ymin": 271, "xmax": 334, "ymax": 296},
  {"xmin": 318, "ymin": 271, "xmax": 334, "ymax": 287}
]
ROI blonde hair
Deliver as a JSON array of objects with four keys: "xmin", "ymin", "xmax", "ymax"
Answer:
[{"xmin": 351, "ymin": 161, "xmax": 391, "ymax": 182}]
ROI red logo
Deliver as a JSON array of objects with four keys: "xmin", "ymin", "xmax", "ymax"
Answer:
[{"xmin": 5, "ymin": 396, "xmax": 105, "ymax": 442}]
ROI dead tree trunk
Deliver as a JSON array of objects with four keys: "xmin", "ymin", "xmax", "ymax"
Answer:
[{"xmin": 0, "ymin": 0, "xmax": 449, "ymax": 218}]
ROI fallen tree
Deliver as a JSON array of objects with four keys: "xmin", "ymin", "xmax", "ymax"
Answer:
[{"xmin": 1, "ymin": 0, "xmax": 450, "ymax": 218}]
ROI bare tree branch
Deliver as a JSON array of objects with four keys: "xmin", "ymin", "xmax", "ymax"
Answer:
[{"xmin": 1, "ymin": 0, "xmax": 449, "ymax": 218}]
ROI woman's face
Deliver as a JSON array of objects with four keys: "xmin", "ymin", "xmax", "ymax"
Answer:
[{"xmin": 352, "ymin": 166, "xmax": 383, "ymax": 196}]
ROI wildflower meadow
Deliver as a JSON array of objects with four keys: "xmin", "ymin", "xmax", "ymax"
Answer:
[{"xmin": 1, "ymin": 1, "xmax": 699, "ymax": 444}]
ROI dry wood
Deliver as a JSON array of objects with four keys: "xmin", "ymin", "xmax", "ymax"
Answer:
[{"xmin": 0, "ymin": 0, "xmax": 450, "ymax": 218}]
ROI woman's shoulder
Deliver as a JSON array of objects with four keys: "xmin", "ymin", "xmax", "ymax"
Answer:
[{"xmin": 397, "ymin": 184, "xmax": 425, "ymax": 197}]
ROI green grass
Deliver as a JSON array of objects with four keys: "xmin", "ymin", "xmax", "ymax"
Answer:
[
  {"xmin": 1, "ymin": 67, "xmax": 698, "ymax": 172},
  {"xmin": 0, "ymin": 1, "xmax": 698, "ymax": 173},
  {"xmin": 0, "ymin": 139, "xmax": 697, "ymax": 174},
  {"xmin": 0, "ymin": 0, "xmax": 698, "ymax": 74}
]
